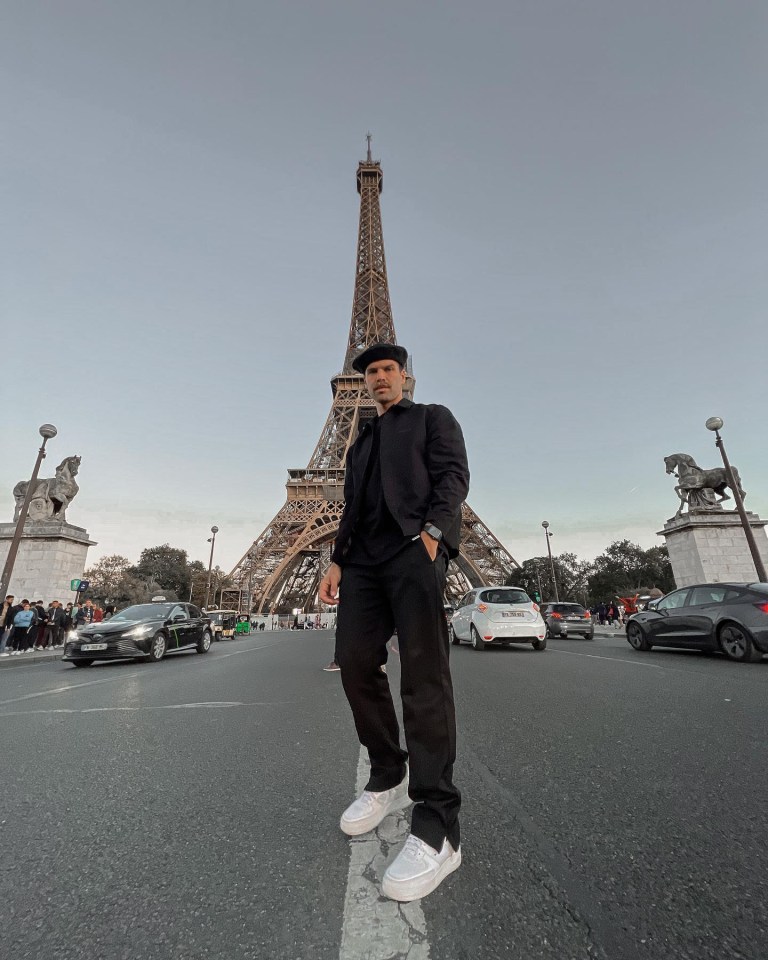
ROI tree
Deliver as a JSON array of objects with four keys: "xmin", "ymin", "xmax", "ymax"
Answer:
[
  {"xmin": 82, "ymin": 555, "xmax": 132, "ymax": 603},
  {"xmin": 134, "ymin": 545, "xmax": 191, "ymax": 600},
  {"xmin": 188, "ymin": 560, "xmax": 209, "ymax": 608},
  {"xmin": 587, "ymin": 540, "xmax": 675, "ymax": 602},
  {"xmin": 507, "ymin": 553, "xmax": 594, "ymax": 604}
]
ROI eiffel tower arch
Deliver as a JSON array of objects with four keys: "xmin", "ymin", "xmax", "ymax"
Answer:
[{"xmin": 228, "ymin": 141, "xmax": 519, "ymax": 612}]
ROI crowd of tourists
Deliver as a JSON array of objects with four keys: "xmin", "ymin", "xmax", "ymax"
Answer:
[
  {"xmin": 0, "ymin": 596, "xmax": 112, "ymax": 657},
  {"xmin": 590, "ymin": 601, "xmax": 625, "ymax": 626}
]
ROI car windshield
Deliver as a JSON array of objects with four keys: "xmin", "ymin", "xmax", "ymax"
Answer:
[
  {"xmin": 207, "ymin": 612, "xmax": 223, "ymax": 623},
  {"xmin": 110, "ymin": 604, "xmax": 173, "ymax": 622},
  {"xmin": 551, "ymin": 604, "xmax": 585, "ymax": 614},
  {"xmin": 479, "ymin": 589, "xmax": 529, "ymax": 605}
]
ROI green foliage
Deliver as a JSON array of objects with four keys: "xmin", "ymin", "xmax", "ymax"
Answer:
[
  {"xmin": 507, "ymin": 553, "xmax": 592, "ymax": 604},
  {"xmin": 507, "ymin": 541, "xmax": 675, "ymax": 606},
  {"xmin": 587, "ymin": 540, "xmax": 675, "ymax": 602},
  {"xmin": 134, "ymin": 545, "xmax": 191, "ymax": 600},
  {"xmin": 82, "ymin": 555, "xmax": 132, "ymax": 603}
]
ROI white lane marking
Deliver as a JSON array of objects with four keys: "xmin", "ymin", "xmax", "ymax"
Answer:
[
  {"xmin": 339, "ymin": 747, "xmax": 429, "ymax": 960},
  {"xmin": 215, "ymin": 639, "xmax": 291, "ymax": 659},
  {"xmin": 551, "ymin": 650, "xmax": 663, "ymax": 669},
  {"xmin": 0, "ymin": 700, "xmax": 295, "ymax": 719},
  {"xmin": 0, "ymin": 673, "xmax": 142, "ymax": 707},
  {"xmin": 0, "ymin": 636, "xmax": 292, "ymax": 706}
]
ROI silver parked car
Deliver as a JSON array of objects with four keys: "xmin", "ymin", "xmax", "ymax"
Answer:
[{"xmin": 541, "ymin": 602, "xmax": 594, "ymax": 639}]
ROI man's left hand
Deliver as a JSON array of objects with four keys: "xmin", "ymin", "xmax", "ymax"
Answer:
[{"xmin": 420, "ymin": 530, "xmax": 439, "ymax": 561}]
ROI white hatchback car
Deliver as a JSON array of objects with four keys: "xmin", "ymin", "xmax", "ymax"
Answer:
[{"xmin": 450, "ymin": 587, "xmax": 547, "ymax": 651}]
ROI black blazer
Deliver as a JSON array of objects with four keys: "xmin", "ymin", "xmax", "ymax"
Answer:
[
  {"xmin": 331, "ymin": 398, "xmax": 470, "ymax": 564},
  {"xmin": 47, "ymin": 607, "xmax": 66, "ymax": 627}
]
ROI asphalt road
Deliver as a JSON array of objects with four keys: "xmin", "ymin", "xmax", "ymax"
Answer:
[{"xmin": 1, "ymin": 628, "xmax": 766, "ymax": 960}]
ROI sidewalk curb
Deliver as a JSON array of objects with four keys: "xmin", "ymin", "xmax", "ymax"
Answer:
[{"xmin": 0, "ymin": 651, "xmax": 64, "ymax": 669}]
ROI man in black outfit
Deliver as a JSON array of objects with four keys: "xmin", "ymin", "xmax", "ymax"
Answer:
[{"xmin": 319, "ymin": 342, "xmax": 469, "ymax": 902}]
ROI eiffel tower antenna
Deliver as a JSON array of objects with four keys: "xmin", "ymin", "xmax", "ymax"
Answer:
[{"xmin": 227, "ymin": 148, "xmax": 519, "ymax": 614}]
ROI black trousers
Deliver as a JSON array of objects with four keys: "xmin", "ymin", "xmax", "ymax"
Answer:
[{"xmin": 336, "ymin": 540, "xmax": 460, "ymax": 852}]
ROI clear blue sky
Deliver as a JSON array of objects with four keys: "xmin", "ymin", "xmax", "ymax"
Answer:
[{"xmin": 2, "ymin": 1, "xmax": 766, "ymax": 572}]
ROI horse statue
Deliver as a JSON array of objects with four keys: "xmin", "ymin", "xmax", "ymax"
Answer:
[
  {"xmin": 13, "ymin": 455, "xmax": 81, "ymax": 523},
  {"xmin": 664, "ymin": 453, "xmax": 745, "ymax": 519}
]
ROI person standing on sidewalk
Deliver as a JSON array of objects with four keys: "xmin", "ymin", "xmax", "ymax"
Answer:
[
  {"xmin": 10, "ymin": 601, "xmax": 37, "ymax": 654},
  {"xmin": 0, "ymin": 595, "xmax": 16, "ymax": 655},
  {"xmin": 33, "ymin": 601, "xmax": 48, "ymax": 650},
  {"xmin": 75, "ymin": 599, "xmax": 95, "ymax": 628},
  {"xmin": 45, "ymin": 600, "xmax": 67, "ymax": 648},
  {"xmin": 319, "ymin": 342, "xmax": 469, "ymax": 903}
]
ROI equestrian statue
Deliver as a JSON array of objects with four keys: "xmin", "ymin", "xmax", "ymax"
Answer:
[
  {"xmin": 664, "ymin": 453, "xmax": 745, "ymax": 519},
  {"xmin": 13, "ymin": 455, "xmax": 81, "ymax": 523}
]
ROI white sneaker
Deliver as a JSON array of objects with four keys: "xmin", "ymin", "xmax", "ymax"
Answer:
[
  {"xmin": 381, "ymin": 834, "xmax": 461, "ymax": 902},
  {"xmin": 340, "ymin": 776, "xmax": 410, "ymax": 836},
  {"xmin": 0, "ymin": 652, "xmax": 9, "ymax": 657}
]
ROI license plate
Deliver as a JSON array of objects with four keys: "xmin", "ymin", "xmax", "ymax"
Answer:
[
  {"xmin": 502, "ymin": 612, "xmax": 525, "ymax": 618},
  {"xmin": 81, "ymin": 643, "xmax": 108, "ymax": 651},
  {"xmin": 566, "ymin": 617, "xmax": 583, "ymax": 622}
]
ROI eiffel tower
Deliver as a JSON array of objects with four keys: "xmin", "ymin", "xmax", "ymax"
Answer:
[{"xmin": 228, "ymin": 139, "xmax": 519, "ymax": 612}]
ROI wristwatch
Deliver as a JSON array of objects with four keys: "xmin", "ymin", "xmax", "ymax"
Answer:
[{"xmin": 423, "ymin": 523, "xmax": 443, "ymax": 542}]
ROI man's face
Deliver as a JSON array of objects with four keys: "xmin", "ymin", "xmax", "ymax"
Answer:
[
  {"xmin": 85, "ymin": 600, "xmax": 93, "ymax": 608},
  {"xmin": 364, "ymin": 360, "xmax": 406, "ymax": 410}
]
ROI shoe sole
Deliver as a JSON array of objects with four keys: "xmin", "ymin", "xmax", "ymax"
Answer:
[
  {"xmin": 381, "ymin": 849, "xmax": 462, "ymax": 902},
  {"xmin": 340, "ymin": 787, "xmax": 411, "ymax": 836}
]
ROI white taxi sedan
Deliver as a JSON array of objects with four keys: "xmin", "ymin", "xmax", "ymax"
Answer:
[{"xmin": 450, "ymin": 587, "xmax": 547, "ymax": 651}]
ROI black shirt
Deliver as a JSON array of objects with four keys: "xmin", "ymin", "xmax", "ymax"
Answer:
[{"xmin": 344, "ymin": 414, "xmax": 411, "ymax": 566}]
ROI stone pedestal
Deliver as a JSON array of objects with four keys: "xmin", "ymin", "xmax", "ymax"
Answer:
[
  {"xmin": 659, "ymin": 512, "xmax": 768, "ymax": 587},
  {"xmin": 0, "ymin": 521, "xmax": 97, "ymax": 603}
]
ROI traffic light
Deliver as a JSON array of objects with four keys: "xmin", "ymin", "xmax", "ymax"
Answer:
[{"xmin": 531, "ymin": 589, "xmax": 541, "ymax": 603}]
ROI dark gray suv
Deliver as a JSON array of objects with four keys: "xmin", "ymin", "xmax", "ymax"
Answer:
[{"xmin": 542, "ymin": 602, "xmax": 594, "ymax": 639}]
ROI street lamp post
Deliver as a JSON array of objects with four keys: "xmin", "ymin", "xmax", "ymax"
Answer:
[
  {"xmin": 0, "ymin": 424, "xmax": 58, "ymax": 601},
  {"xmin": 705, "ymin": 417, "xmax": 767, "ymax": 582},
  {"xmin": 541, "ymin": 520, "xmax": 559, "ymax": 601},
  {"xmin": 204, "ymin": 526, "xmax": 219, "ymax": 609}
]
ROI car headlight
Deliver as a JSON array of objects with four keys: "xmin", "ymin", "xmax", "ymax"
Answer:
[
  {"xmin": 125, "ymin": 624, "xmax": 154, "ymax": 638},
  {"xmin": 67, "ymin": 629, "xmax": 78, "ymax": 639}
]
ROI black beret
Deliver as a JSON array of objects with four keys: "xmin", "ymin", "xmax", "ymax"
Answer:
[{"xmin": 352, "ymin": 342, "xmax": 408, "ymax": 374}]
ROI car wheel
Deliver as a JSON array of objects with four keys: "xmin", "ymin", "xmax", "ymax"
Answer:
[
  {"xmin": 626, "ymin": 623, "xmax": 651, "ymax": 651},
  {"xmin": 148, "ymin": 632, "xmax": 167, "ymax": 662},
  {"xmin": 470, "ymin": 625, "xmax": 486, "ymax": 651},
  {"xmin": 544, "ymin": 625, "xmax": 552, "ymax": 639},
  {"xmin": 197, "ymin": 629, "xmax": 212, "ymax": 654},
  {"xmin": 532, "ymin": 637, "xmax": 547, "ymax": 651},
  {"xmin": 72, "ymin": 659, "xmax": 93, "ymax": 668},
  {"xmin": 718, "ymin": 622, "xmax": 763, "ymax": 663},
  {"xmin": 449, "ymin": 624, "xmax": 460, "ymax": 646}
]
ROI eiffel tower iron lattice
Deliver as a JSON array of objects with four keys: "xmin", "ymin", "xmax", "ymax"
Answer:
[{"xmin": 228, "ymin": 143, "xmax": 520, "ymax": 613}]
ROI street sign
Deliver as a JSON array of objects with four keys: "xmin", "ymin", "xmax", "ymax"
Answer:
[
  {"xmin": 77, "ymin": 579, "xmax": 90, "ymax": 593},
  {"xmin": 70, "ymin": 579, "xmax": 81, "ymax": 591}
]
